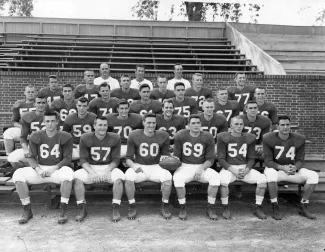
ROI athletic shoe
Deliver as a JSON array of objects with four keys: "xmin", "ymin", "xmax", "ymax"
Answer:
[
  {"xmin": 58, "ymin": 203, "xmax": 68, "ymax": 224},
  {"xmin": 254, "ymin": 205, "xmax": 267, "ymax": 220},
  {"xmin": 112, "ymin": 203, "xmax": 121, "ymax": 222},
  {"xmin": 127, "ymin": 203, "xmax": 137, "ymax": 220},
  {"xmin": 18, "ymin": 204, "xmax": 33, "ymax": 224},
  {"xmin": 272, "ymin": 202, "xmax": 283, "ymax": 220},
  {"xmin": 206, "ymin": 204, "xmax": 218, "ymax": 220},
  {"xmin": 299, "ymin": 203, "xmax": 316, "ymax": 219},
  {"xmin": 222, "ymin": 204, "xmax": 231, "ymax": 219},
  {"xmin": 76, "ymin": 203, "xmax": 87, "ymax": 222},
  {"xmin": 161, "ymin": 203, "xmax": 171, "ymax": 219},
  {"xmin": 178, "ymin": 204, "xmax": 187, "ymax": 220}
]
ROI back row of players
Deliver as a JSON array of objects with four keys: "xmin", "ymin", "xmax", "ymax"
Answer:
[{"xmin": 2, "ymin": 64, "xmax": 318, "ymax": 224}]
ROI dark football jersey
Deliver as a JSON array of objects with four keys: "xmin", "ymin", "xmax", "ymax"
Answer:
[
  {"xmin": 28, "ymin": 130, "xmax": 72, "ymax": 168},
  {"xmin": 74, "ymin": 84, "xmax": 100, "ymax": 102},
  {"xmin": 227, "ymin": 85, "xmax": 255, "ymax": 111},
  {"xmin": 240, "ymin": 114, "xmax": 271, "ymax": 145},
  {"xmin": 11, "ymin": 100, "xmax": 35, "ymax": 124},
  {"xmin": 63, "ymin": 112, "xmax": 96, "ymax": 144},
  {"xmin": 129, "ymin": 100, "xmax": 162, "ymax": 116},
  {"xmin": 50, "ymin": 98, "xmax": 77, "ymax": 125},
  {"xmin": 38, "ymin": 87, "xmax": 62, "ymax": 106},
  {"xmin": 20, "ymin": 111, "xmax": 45, "ymax": 144},
  {"xmin": 174, "ymin": 129, "xmax": 215, "ymax": 165},
  {"xmin": 263, "ymin": 132, "xmax": 305, "ymax": 170},
  {"xmin": 170, "ymin": 97, "xmax": 198, "ymax": 119},
  {"xmin": 106, "ymin": 113, "xmax": 143, "ymax": 145},
  {"xmin": 258, "ymin": 101, "xmax": 278, "ymax": 125},
  {"xmin": 88, "ymin": 97, "xmax": 119, "ymax": 117},
  {"xmin": 126, "ymin": 129, "xmax": 170, "ymax": 165},
  {"xmin": 79, "ymin": 132, "xmax": 121, "ymax": 166},
  {"xmin": 214, "ymin": 100, "xmax": 240, "ymax": 123},
  {"xmin": 217, "ymin": 132, "xmax": 256, "ymax": 169},
  {"xmin": 150, "ymin": 89, "xmax": 175, "ymax": 103},
  {"xmin": 199, "ymin": 113, "xmax": 228, "ymax": 142},
  {"xmin": 156, "ymin": 114, "xmax": 186, "ymax": 145},
  {"xmin": 110, "ymin": 88, "xmax": 141, "ymax": 104},
  {"xmin": 184, "ymin": 87, "xmax": 213, "ymax": 111}
]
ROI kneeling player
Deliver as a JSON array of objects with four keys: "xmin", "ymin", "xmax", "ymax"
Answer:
[
  {"xmin": 173, "ymin": 114, "xmax": 220, "ymax": 220},
  {"xmin": 263, "ymin": 115, "xmax": 319, "ymax": 220},
  {"xmin": 218, "ymin": 116, "xmax": 267, "ymax": 220},
  {"xmin": 74, "ymin": 116, "xmax": 124, "ymax": 222},
  {"xmin": 125, "ymin": 113, "xmax": 172, "ymax": 220},
  {"xmin": 12, "ymin": 111, "xmax": 74, "ymax": 224}
]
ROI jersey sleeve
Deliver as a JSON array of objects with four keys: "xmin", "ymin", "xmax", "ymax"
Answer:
[
  {"xmin": 56, "ymin": 134, "xmax": 73, "ymax": 168},
  {"xmin": 227, "ymin": 87, "xmax": 235, "ymax": 100},
  {"xmin": 125, "ymin": 134, "xmax": 136, "ymax": 161},
  {"xmin": 27, "ymin": 132, "xmax": 41, "ymax": 168},
  {"xmin": 20, "ymin": 116, "xmax": 31, "ymax": 144},
  {"xmin": 62, "ymin": 115, "xmax": 73, "ymax": 133},
  {"xmin": 270, "ymin": 105, "xmax": 278, "ymax": 125},
  {"xmin": 217, "ymin": 134, "xmax": 230, "ymax": 169},
  {"xmin": 205, "ymin": 134, "xmax": 216, "ymax": 165},
  {"xmin": 295, "ymin": 141, "xmax": 305, "ymax": 170},
  {"xmin": 263, "ymin": 136, "xmax": 279, "ymax": 169},
  {"xmin": 246, "ymin": 138, "xmax": 256, "ymax": 169},
  {"xmin": 190, "ymin": 99, "xmax": 199, "ymax": 115},
  {"xmin": 260, "ymin": 119, "xmax": 271, "ymax": 144},
  {"xmin": 88, "ymin": 99, "xmax": 97, "ymax": 115},
  {"xmin": 111, "ymin": 136, "xmax": 121, "ymax": 165},
  {"xmin": 74, "ymin": 86, "xmax": 83, "ymax": 99},
  {"xmin": 11, "ymin": 101, "xmax": 21, "ymax": 123},
  {"xmin": 219, "ymin": 116, "xmax": 228, "ymax": 133},
  {"xmin": 79, "ymin": 134, "xmax": 90, "ymax": 165},
  {"xmin": 161, "ymin": 134, "xmax": 171, "ymax": 156},
  {"xmin": 49, "ymin": 99, "xmax": 60, "ymax": 112}
]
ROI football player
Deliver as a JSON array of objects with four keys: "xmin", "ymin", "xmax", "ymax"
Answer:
[
  {"xmin": 150, "ymin": 74, "xmax": 175, "ymax": 102},
  {"xmin": 12, "ymin": 111, "xmax": 73, "ymax": 224},
  {"xmin": 184, "ymin": 73, "xmax": 213, "ymax": 112},
  {"xmin": 167, "ymin": 63, "xmax": 191, "ymax": 90},
  {"xmin": 94, "ymin": 62, "xmax": 119, "ymax": 89},
  {"xmin": 74, "ymin": 69, "xmax": 99, "ymax": 102},
  {"xmin": 217, "ymin": 116, "xmax": 267, "ymax": 220},
  {"xmin": 38, "ymin": 75, "xmax": 62, "ymax": 106},
  {"xmin": 227, "ymin": 72, "xmax": 255, "ymax": 112},
  {"xmin": 129, "ymin": 84, "xmax": 162, "ymax": 116},
  {"xmin": 74, "ymin": 116, "xmax": 124, "ymax": 222},
  {"xmin": 173, "ymin": 114, "xmax": 220, "ymax": 220},
  {"xmin": 88, "ymin": 82, "xmax": 119, "ymax": 117},
  {"xmin": 125, "ymin": 113, "xmax": 173, "ymax": 220},
  {"xmin": 263, "ymin": 115, "xmax": 319, "ymax": 220},
  {"xmin": 111, "ymin": 75, "xmax": 140, "ymax": 104},
  {"xmin": 63, "ymin": 97, "xmax": 96, "ymax": 160},
  {"xmin": 214, "ymin": 87, "xmax": 240, "ymax": 124},
  {"xmin": 130, "ymin": 64, "xmax": 153, "ymax": 90}
]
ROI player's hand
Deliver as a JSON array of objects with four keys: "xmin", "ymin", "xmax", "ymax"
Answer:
[
  {"xmin": 288, "ymin": 164, "xmax": 297, "ymax": 175},
  {"xmin": 228, "ymin": 166, "xmax": 240, "ymax": 178},
  {"xmin": 99, "ymin": 175, "xmax": 110, "ymax": 183},
  {"xmin": 255, "ymin": 145, "xmax": 263, "ymax": 156},
  {"xmin": 134, "ymin": 166, "xmax": 143, "ymax": 173},
  {"xmin": 238, "ymin": 167, "xmax": 250, "ymax": 180},
  {"xmin": 35, "ymin": 167, "xmax": 45, "ymax": 177},
  {"xmin": 282, "ymin": 165, "xmax": 294, "ymax": 175},
  {"xmin": 23, "ymin": 149, "xmax": 31, "ymax": 158},
  {"xmin": 42, "ymin": 166, "xmax": 57, "ymax": 177},
  {"xmin": 159, "ymin": 155, "xmax": 169, "ymax": 162},
  {"xmin": 193, "ymin": 167, "xmax": 204, "ymax": 181}
]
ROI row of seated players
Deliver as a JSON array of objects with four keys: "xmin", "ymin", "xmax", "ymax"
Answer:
[{"xmin": 11, "ymin": 110, "xmax": 319, "ymax": 225}]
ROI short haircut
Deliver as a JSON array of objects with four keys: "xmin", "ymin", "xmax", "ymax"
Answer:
[
  {"xmin": 174, "ymin": 82, "xmax": 185, "ymax": 90},
  {"xmin": 163, "ymin": 99, "xmax": 174, "ymax": 108},
  {"xmin": 174, "ymin": 63, "xmax": 183, "ymax": 69},
  {"xmin": 218, "ymin": 87, "xmax": 228, "ymax": 92},
  {"xmin": 117, "ymin": 99, "xmax": 129, "ymax": 108},
  {"xmin": 44, "ymin": 110, "xmax": 59, "ymax": 120},
  {"xmin": 84, "ymin": 69, "xmax": 94, "ymax": 75},
  {"xmin": 142, "ymin": 112, "xmax": 156, "ymax": 122},
  {"xmin": 235, "ymin": 72, "xmax": 246, "ymax": 79},
  {"xmin": 25, "ymin": 84, "xmax": 36, "ymax": 90},
  {"xmin": 157, "ymin": 74, "xmax": 167, "ymax": 81},
  {"xmin": 35, "ymin": 94, "xmax": 47, "ymax": 100},
  {"xmin": 245, "ymin": 100, "xmax": 258, "ymax": 109},
  {"xmin": 62, "ymin": 83, "xmax": 74, "ymax": 90},
  {"xmin": 95, "ymin": 116, "xmax": 108, "ymax": 123},
  {"xmin": 120, "ymin": 74, "xmax": 130, "ymax": 80},
  {"xmin": 49, "ymin": 75, "xmax": 57, "ymax": 80},
  {"xmin": 203, "ymin": 98, "xmax": 214, "ymax": 104},
  {"xmin": 78, "ymin": 96, "xmax": 89, "ymax": 104},
  {"xmin": 99, "ymin": 82, "xmax": 111, "ymax": 90},
  {"xmin": 135, "ymin": 64, "xmax": 145, "ymax": 71},
  {"xmin": 188, "ymin": 114, "xmax": 201, "ymax": 124},
  {"xmin": 139, "ymin": 83, "xmax": 150, "ymax": 92},
  {"xmin": 192, "ymin": 73, "xmax": 203, "ymax": 80},
  {"xmin": 230, "ymin": 115, "xmax": 243, "ymax": 125},
  {"xmin": 254, "ymin": 87, "xmax": 265, "ymax": 93},
  {"xmin": 277, "ymin": 115, "xmax": 291, "ymax": 124},
  {"xmin": 100, "ymin": 63, "xmax": 109, "ymax": 68}
]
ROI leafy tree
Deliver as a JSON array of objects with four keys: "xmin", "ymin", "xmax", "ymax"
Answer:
[{"xmin": 0, "ymin": 0, "xmax": 33, "ymax": 17}]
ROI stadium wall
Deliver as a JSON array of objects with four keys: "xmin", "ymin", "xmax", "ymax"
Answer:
[{"xmin": 0, "ymin": 71, "xmax": 324, "ymax": 156}]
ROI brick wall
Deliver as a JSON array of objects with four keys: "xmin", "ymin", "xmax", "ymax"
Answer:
[{"xmin": 1, "ymin": 71, "xmax": 324, "ymax": 155}]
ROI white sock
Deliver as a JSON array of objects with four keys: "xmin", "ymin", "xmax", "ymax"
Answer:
[
  {"xmin": 221, "ymin": 197, "xmax": 228, "ymax": 205},
  {"xmin": 162, "ymin": 198, "xmax": 169, "ymax": 203},
  {"xmin": 255, "ymin": 195, "xmax": 264, "ymax": 205},
  {"xmin": 270, "ymin": 198, "xmax": 277, "ymax": 203},
  {"xmin": 208, "ymin": 196, "xmax": 216, "ymax": 205},
  {"xmin": 20, "ymin": 197, "xmax": 30, "ymax": 206},
  {"xmin": 61, "ymin": 197, "xmax": 69, "ymax": 204},
  {"xmin": 76, "ymin": 200, "xmax": 85, "ymax": 205},
  {"xmin": 301, "ymin": 198, "xmax": 309, "ymax": 204},
  {"xmin": 112, "ymin": 199, "xmax": 121, "ymax": 205},
  {"xmin": 178, "ymin": 198, "xmax": 186, "ymax": 205},
  {"xmin": 129, "ymin": 199, "xmax": 135, "ymax": 204}
]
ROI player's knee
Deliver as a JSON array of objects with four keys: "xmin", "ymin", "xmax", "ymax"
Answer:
[
  {"xmin": 173, "ymin": 173, "xmax": 185, "ymax": 188},
  {"xmin": 73, "ymin": 170, "xmax": 86, "ymax": 182},
  {"xmin": 305, "ymin": 170, "xmax": 319, "ymax": 184},
  {"xmin": 160, "ymin": 169, "xmax": 172, "ymax": 183},
  {"xmin": 219, "ymin": 170, "xmax": 231, "ymax": 186},
  {"xmin": 59, "ymin": 166, "xmax": 74, "ymax": 182},
  {"xmin": 162, "ymin": 179, "xmax": 172, "ymax": 187},
  {"xmin": 257, "ymin": 182, "xmax": 267, "ymax": 189},
  {"xmin": 111, "ymin": 168, "xmax": 125, "ymax": 182},
  {"xmin": 7, "ymin": 150, "xmax": 22, "ymax": 163},
  {"xmin": 12, "ymin": 168, "xmax": 27, "ymax": 183},
  {"xmin": 125, "ymin": 168, "xmax": 136, "ymax": 181},
  {"xmin": 206, "ymin": 168, "xmax": 220, "ymax": 186},
  {"xmin": 264, "ymin": 167, "xmax": 278, "ymax": 182},
  {"xmin": 3, "ymin": 128, "xmax": 14, "ymax": 140}
]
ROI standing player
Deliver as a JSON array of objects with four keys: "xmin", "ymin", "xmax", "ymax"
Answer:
[
  {"xmin": 171, "ymin": 82, "xmax": 198, "ymax": 122},
  {"xmin": 63, "ymin": 97, "xmax": 96, "ymax": 160},
  {"xmin": 111, "ymin": 75, "xmax": 140, "ymax": 104},
  {"xmin": 94, "ymin": 63, "xmax": 119, "ymax": 89},
  {"xmin": 184, "ymin": 73, "xmax": 213, "ymax": 112},
  {"xmin": 130, "ymin": 84, "xmax": 162, "ymax": 116},
  {"xmin": 124, "ymin": 113, "xmax": 172, "ymax": 220},
  {"xmin": 106, "ymin": 100, "xmax": 143, "ymax": 158},
  {"xmin": 88, "ymin": 83, "xmax": 119, "ymax": 117},
  {"xmin": 150, "ymin": 74, "xmax": 175, "ymax": 102},
  {"xmin": 173, "ymin": 114, "xmax": 220, "ymax": 220},
  {"xmin": 254, "ymin": 87, "xmax": 278, "ymax": 131},
  {"xmin": 74, "ymin": 69, "xmax": 99, "ymax": 102},
  {"xmin": 214, "ymin": 87, "xmax": 240, "ymax": 124},
  {"xmin": 227, "ymin": 72, "xmax": 255, "ymax": 112},
  {"xmin": 74, "ymin": 116, "xmax": 124, "ymax": 222},
  {"xmin": 12, "ymin": 111, "xmax": 74, "ymax": 224},
  {"xmin": 38, "ymin": 75, "xmax": 62, "ymax": 106},
  {"xmin": 217, "ymin": 116, "xmax": 267, "ymax": 220},
  {"xmin": 263, "ymin": 115, "xmax": 319, "ymax": 220},
  {"xmin": 130, "ymin": 64, "xmax": 153, "ymax": 90},
  {"xmin": 167, "ymin": 63, "xmax": 191, "ymax": 90}
]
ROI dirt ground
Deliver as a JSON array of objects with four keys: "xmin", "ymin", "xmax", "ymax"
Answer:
[{"xmin": 0, "ymin": 194, "xmax": 324, "ymax": 252}]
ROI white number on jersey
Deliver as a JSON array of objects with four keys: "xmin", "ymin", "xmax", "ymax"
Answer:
[
  {"xmin": 91, "ymin": 147, "xmax": 111, "ymax": 161},
  {"xmin": 40, "ymin": 144, "xmax": 60, "ymax": 158},
  {"xmin": 259, "ymin": 111, "xmax": 269, "ymax": 117},
  {"xmin": 174, "ymin": 106, "xmax": 190, "ymax": 118},
  {"xmin": 216, "ymin": 110, "xmax": 232, "ymax": 121},
  {"xmin": 30, "ymin": 122, "xmax": 46, "ymax": 131},
  {"xmin": 140, "ymin": 109, "xmax": 152, "ymax": 117},
  {"xmin": 99, "ymin": 108, "xmax": 113, "ymax": 116},
  {"xmin": 19, "ymin": 107, "xmax": 36, "ymax": 115},
  {"xmin": 191, "ymin": 95, "xmax": 205, "ymax": 108},
  {"xmin": 183, "ymin": 142, "xmax": 203, "ymax": 157},
  {"xmin": 275, "ymin": 146, "xmax": 295, "ymax": 160},
  {"xmin": 201, "ymin": 126, "xmax": 218, "ymax": 138},
  {"xmin": 158, "ymin": 126, "xmax": 177, "ymax": 140},
  {"xmin": 114, "ymin": 126, "xmax": 132, "ymax": 139},
  {"xmin": 234, "ymin": 93, "xmax": 250, "ymax": 104},
  {"xmin": 72, "ymin": 124, "xmax": 92, "ymax": 137},
  {"xmin": 139, "ymin": 143, "xmax": 159, "ymax": 157},
  {"xmin": 84, "ymin": 93, "xmax": 98, "ymax": 100},
  {"xmin": 228, "ymin": 143, "xmax": 247, "ymax": 157},
  {"xmin": 60, "ymin": 109, "xmax": 77, "ymax": 122},
  {"xmin": 244, "ymin": 126, "xmax": 261, "ymax": 140}
]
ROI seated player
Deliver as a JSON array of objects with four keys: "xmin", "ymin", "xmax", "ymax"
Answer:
[
  {"xmin": 171, "ymin": 82, "xmax": 198, "ymax": 122},
  {"xmin": 184, "ymin": 73, "xmax": 213, "ymax": 112},
  {"xmin": 74, "ymin": 69, "xmax": 99, "ymax": 102},
  {"xmin": 94, "ymin": 62, "xmax": 120, "ymax": 89},
  {"xmin": 156, "ymin": 99, "xmax": 186, "ymax": 152},
  {"xmin": 88, "ymin": 82, "xmax": 119, "ymax": 117},
  {"xmin": 106, "ymin": 99, "xmax": 143, "ymax": 158},
  {"xmin": 130, "ymin": 64, "xmax": 153, "ymax": 90},
  {"xmin": 7, "ymin": 95, "xmax": 47, "ymax": 170},
  {"xmin": 2, "ymin": 85, "xmax": 36, "ymax": 169},
  {"xmin": 74, "ymin": 116, "xmax": 124, "ymax": 222},
  {"xmin": 63, "ymin": 97, "xmax": 96, "ymax": 160},
  {"xmin": 50, "ymin": 84, "xmax": 77, "ymax": 129},
  {"xmin": 217, "ymin": 116, "xmax": 267, "ymax": 220},
  {"xmin": 130, "ymin": 84, "xmax": 162, "ymax": 116},
  {"xmin": 111, "ymin": 75, "xmax": 140, "ymax": 104},
  {"xmin": 167, "ymin": 63, "xmax": 191, "ymax": 90},
  {"xmin": 263, "ymin": 115, "xmax": 319, "ymax": 220},
  {"xmin": 150, "ymin": 74, "xmax": 175, "ymax": 102},
  {"xmin": 125, "ymin": 113, "xmax": 173, "ymax": 220},
  {"xmin": 12, "ymin": 111, "xmax": 74, "ymax": 224},
  {"xmin": 38, "ymin": 75, "xmax": 62, "ymax": 106},
  {"xmin": 173, "ymin": 114, "xmax": 220, "ymax": 220},
  {"xmin": 214, "ymin": 87, "xmax": 240, "ymax": 124}
]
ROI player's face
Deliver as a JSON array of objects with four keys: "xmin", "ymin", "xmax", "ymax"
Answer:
[
  {"xmin": 174, "ymin": 85, "xmax": 185, "ymax": 99},
  {"xmin": 100, "ymin": 63, "xmax": 110, "ymax": 77},
  {"xmin": 117, "ymin": 104, "xmax": 130, "ymax": 118},
  {"xmin": 62, "ymin": 87, "xmax": 73, "ymax": 100},
  {"xmin": 192, "ymin": 75, "xmax": 203, "ymax": 89},
  {"xmin": 77, "ymin": 101, "xmax": 88, "ymax": 115},
  {"xmin": 163, "ymin": 102, "xmax": 174, "ymax": 117},
  {"xmin": 157, "ymin": 77, "xmax": 168, "ymax": 91},
  {"xmin": 254, "ymin": 88, "xmax": 266, "ymax": 102},
  {"xmin": 135, "ymin": 67, "xmax": 145, "ymax": 79},
  {"xmin": 217, "ymin": 90, "xmax": 228, "ymax": 103},
  {"xmin": 84, "ymin": 71, "xmax": 94, "ymax": 85},
  {"xmin": 143, "ymin": 117, "xmax": 156, "ymax": 133},
  {"xmin": 235, "ymin": 73, "xmax": 246, "ymax": 88},
  {"xmin": 94, "ymin": 118, "xmax": 108, "ymax": 136},
  {"xmin": 44, "ymin": 115, "xmax": 58, "ymax": 132},
  {"xmin": 203, "ymin": 101, "xmax": 215, "ymax": 116},
  {"xmin": 34, "ymin": 98, "xmax": 47, "ymax": 112},
  {"xmin": 24, "ymin": 87, "xmax": 36, "ymax": 101},
  {"xmin": 231, "ymin": 118, "xmax": 244, "ymax": 134},
  {"xmin": 174, "ymin": 65, "xmax": 183, "ymax": 78},
  {"xmin": 120, "ymin": 77, "xmax": 131, "ymax": 89},
  {"xmin": 49, "ymin": 78, "xmax": 58, "ymax": 91},
  {"xmin": 277, "ymin": 119, "xmax": 291, "ymax": 135},
  {"xmin": 99, "ymin": 86, "xmax": 110, "ymax": 99},
  {"xmin": 188, "ymin": 118, "xmax": 201, "ymax": 133},
  {"xmin": 245, "ymin": 103, "xmax": 258, "ymax": 117},
  {"xmin": 139, "ymin": 87, "xmax": 150, "ymax": 100}
]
